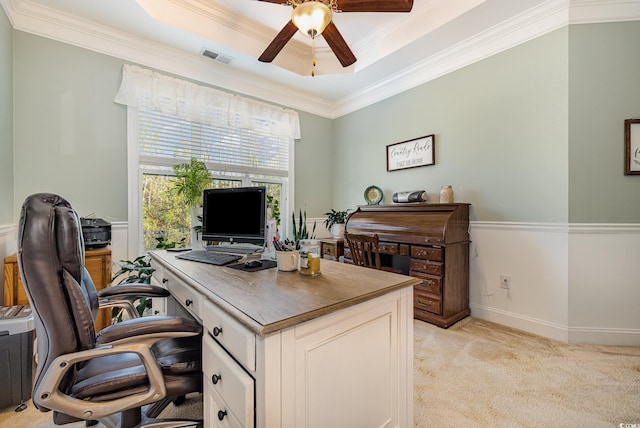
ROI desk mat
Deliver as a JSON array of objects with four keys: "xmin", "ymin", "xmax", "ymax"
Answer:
[{"xmin": 227, "ymin": 260, "xmax": 277, "ymax": 272}]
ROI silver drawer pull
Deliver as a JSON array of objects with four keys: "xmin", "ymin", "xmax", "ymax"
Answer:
[
  {"xmin": 211, "ymin": 373, "xmax": 221, "ymax": 384},
  {"xmin": 218, "ymin": 410, "xmax": 228, "ymax": 421},
  {"xmin": 213, "ymin": 326, "xmax": 223, "ymax": 337},
  {"xmin": 417, "ymin": 298, "xmax": 434, "ymax": 307}
]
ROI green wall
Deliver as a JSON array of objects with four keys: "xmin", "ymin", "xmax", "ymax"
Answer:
[
  {"xmin": 9, "ymin": 21, "xmax": 640, "ymax": 224},
  {"xmin": 568, "ymin": 21, "xmax": 640, "ymax": 223},
  {"xmin": 13, "ymin": 31, "xmax": 128, "ymax": 220},
  {"xmin": 334, "ymin": 28, "xmax": 569, "ymax": 223},
  {"xmin": 0, "ymin": 6, "xmax": 12, "ymax": 225},
  {"xmin": 295, "ymin": 111, "xmax": 334, "ymax": 216},
  {"xmin": 12, "ymin": 31, "xmax": 333, "ymax": 222}
]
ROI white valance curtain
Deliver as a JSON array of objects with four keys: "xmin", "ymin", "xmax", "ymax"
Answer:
[{"xmin": 114, "ymin": 64, "xmax": 301, "ymax": 139}]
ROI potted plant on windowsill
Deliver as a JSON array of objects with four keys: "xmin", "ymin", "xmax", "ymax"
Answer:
[
  {"xmin": 323, "ymin": 209, "xmax": 350, "ymax": 239},
  {"xmin": 171, "ymin": 158, "xmax": 212, "ymax": 248}
]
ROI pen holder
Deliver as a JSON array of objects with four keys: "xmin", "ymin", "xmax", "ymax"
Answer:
[{"xmin": 276, "ymin": 250, "xmax": 299, "ymax": 272}]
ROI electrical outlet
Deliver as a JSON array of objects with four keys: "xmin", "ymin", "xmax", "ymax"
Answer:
[{"xmin": 500, "ymin": 275, "xmax": 511, "ymax": 289}]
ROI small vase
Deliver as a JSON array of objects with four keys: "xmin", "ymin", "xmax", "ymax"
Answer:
[{"xmin": 331, "ymin": 223, "xmax": 345, "ymax": 239}]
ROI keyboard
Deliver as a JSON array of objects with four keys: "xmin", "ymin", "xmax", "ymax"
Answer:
[
  {"xmin": 176, "ymin": 250, "xmax": 242, "ymax": 266},
  {"xmin": 207, "ymin": 245, "xmax": 264, "ymax": 255}
]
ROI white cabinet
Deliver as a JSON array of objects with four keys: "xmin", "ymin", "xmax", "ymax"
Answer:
[
  {"xmin": 151, "ymin": 252, "xmax": 414, "ymax": 428},
  {"xmin": 201, "ymin": 286, "xmax": 412, "ymax": 428}
]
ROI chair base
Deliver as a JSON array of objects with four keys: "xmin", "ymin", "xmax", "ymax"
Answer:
[{"xmin": 98, "ymin": 404, "xmax": 202, "ymax": 428}]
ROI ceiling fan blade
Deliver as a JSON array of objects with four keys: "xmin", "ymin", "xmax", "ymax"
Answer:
[
  {"xmin": 322, "ymin": 22, "xmax": 357, "ymax": 67},
  {"xmin": 259, "ymin": 20, "xmax": 298, "ymax": 63},
  {"xmin": 336, "ymin": 0, "xmax": 413, "ymax": 13}
]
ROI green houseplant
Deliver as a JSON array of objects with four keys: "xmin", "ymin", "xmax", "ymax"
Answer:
[
  {"xmin": 323, "ymin": 209, "xmax": 350, "ymax": 238},
  {"xmin": 172, "ymin": 158, "xmax": 212, "ymax": 207},
  {"xmin": 291, "ymin": 209, "xmax": 316, "ymax": 249},
  {"xmin": 110, "ymin": 255, "xmax": 155, "ymax": 322},
  {"xmin": 171, "ymin": 158, "xmax": 212, "ymax": 247}
]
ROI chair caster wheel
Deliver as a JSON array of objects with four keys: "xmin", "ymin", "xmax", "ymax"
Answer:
[{"xmin": 172, "ymin": 395, "xmax": 186, "ymax": 406}]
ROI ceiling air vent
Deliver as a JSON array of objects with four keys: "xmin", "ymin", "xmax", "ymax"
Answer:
[{"xmin": 202, "ymin": 49, "xmax": 233, "ymax": 65}]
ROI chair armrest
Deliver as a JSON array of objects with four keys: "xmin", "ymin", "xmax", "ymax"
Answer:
[
  {"xmin": 98, "ymin": 283, "xmax": 170, "ymax": 319},
  {"xmin": 98, "ymin": 283, "xmax": 170, "ymax": 299},
  {"xmin": 97, "ymin": 315, "xmax": 201, "ymax": 345},
  {"xmin": 34, "ymin": 333, "xmax": 180, "ymax": 420}
]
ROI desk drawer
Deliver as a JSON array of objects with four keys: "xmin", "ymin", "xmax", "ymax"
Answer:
[
  {"xmin": 163, "ymin": 270, "xmax": 202, "ymax": 320},
  {"xmin": 203, "ymin": 299, "xmax": 256, "ymax": 372},
  {"xmin": 411, "ymin": 246, "xmax": 443, "ymax": 261},
  {"xmin": 411, "ymin": 272, "xmax": 442, "ymax": 296},
  {"xmin": 204, "ymin": 381, "xmax": 243, "ymax": 428},
  {"xmin": 414, "ymin": 288, "xmax": 442, "ymax": 315},
  {"xmin": 378, "ymin": 242, "xmax": 399, "ymax": 255},
  {"xmin": 203, "ymin": 334, "xmax": 254, "ymax": 428},
  {"xmin": 410, "ymin": 259, "xmax": 443, "ymax": 276},
  {"xmin": 322, "ymin": 244, "xmax": 336, "ymax": 257}
]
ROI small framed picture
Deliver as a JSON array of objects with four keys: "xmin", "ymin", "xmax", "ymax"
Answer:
[
  {"xmin": 386, "ymin": 135, "xmax": 435, "ymax": 172},
  {"xmin": 625, "ymin": 119, "xmax": 640, "ymax": 175}
]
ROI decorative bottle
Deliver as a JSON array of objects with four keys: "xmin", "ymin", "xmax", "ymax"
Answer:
[{"xmin": 439, "ymin": 185, "xmax": 454, "ymax": 203}]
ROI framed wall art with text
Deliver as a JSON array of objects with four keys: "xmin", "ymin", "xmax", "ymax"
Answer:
[{"xmin": 386, "ymin": 134, "xmax": 435, "ymax": 172}]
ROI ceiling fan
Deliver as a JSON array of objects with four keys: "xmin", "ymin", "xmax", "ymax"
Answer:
[{"xmin": 257, "ymin": 0, "xmax": 414, "ymax": 70}]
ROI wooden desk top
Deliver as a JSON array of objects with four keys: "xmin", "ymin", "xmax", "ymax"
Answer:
[{"xmin": 150, "ymin": 250, "xmax": 419, "ymax": 336}]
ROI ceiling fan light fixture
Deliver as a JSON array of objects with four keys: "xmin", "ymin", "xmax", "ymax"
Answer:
[{"xmin": 291, "ymin": 1, "xmax": 332, "ymax": 39}]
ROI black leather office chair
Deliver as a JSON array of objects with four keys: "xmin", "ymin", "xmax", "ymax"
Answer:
[{"xmin": 17, "ymin": 193, "xmax": 202, "ymax": 427}]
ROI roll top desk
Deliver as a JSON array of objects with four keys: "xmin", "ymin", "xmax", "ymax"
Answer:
[{"xmin": 345, "ymin": 203, "xmax": 471, "ymax": 328}]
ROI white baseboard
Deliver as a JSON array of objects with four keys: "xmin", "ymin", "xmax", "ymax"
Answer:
[
  {"xmin": 567, "ymin": 326, "xmax": 640, "ymax": 346},
  {"xmin": 470, "ymin": 302, "xmax": 569, "ymax": 342},
  {"xmin": 470, "ymin": 303, "xmax": 640, "ymax": 346}
]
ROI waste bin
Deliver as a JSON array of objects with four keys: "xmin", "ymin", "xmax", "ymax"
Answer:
[{"xmin": 0, "ymin": 305, "xmax": 34, "ymax": 410}]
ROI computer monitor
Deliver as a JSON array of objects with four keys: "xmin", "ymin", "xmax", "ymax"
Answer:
[{"xmin": 201, "ymin": 186, "xmax": 267, "ymax": 246}]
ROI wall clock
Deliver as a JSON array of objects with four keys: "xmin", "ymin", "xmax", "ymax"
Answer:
[{"xmin": 364, "ymin": 185, "xmax": 383, "ymax": 205}]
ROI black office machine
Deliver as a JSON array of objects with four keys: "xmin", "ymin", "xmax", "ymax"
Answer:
[{"xmin": 80, "ymin": 217, "xmax": 111, "ymax": 248}]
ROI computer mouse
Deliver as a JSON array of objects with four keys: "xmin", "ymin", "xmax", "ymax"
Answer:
[{"xmin": 244, "ymin": 260, "xmax": 263, "ymax": 268}]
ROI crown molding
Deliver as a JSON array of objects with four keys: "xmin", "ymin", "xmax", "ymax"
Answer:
[
  {"xmin": 334, "ymin": 0, "xmax": 570, "ymax": 116},
  {"xmin": 2, "ymin": 0, "xmax": 336, "ymax": 116},
  {"xmin": 569, "ymin": 0, "xmax": 640, "ymax": 23},
  {"xmin": 2, "ymin": 0, "xmax": 639, "ymax": 119}
]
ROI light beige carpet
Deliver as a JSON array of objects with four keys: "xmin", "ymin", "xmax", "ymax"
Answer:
[
  {"xmin": 2, "ymin": 318, "xmax": 638, "ymax": 427},
  {"xmin": 414, "ymin": 318, "xmax": 640, "ymax": 427}
]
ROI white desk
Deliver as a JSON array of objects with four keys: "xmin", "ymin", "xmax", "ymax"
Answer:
[{"xmin": 150, "ymin": 250, "xmax": 417, "ymax": 428}]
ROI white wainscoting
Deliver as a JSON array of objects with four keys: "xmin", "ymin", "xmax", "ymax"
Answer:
[
  {"xmin": 469, "ymin": 222, "xmax": 640, "ymax": 346},
  {"xmin": 109, "ymin": 221, "xmax": 129, "ymax": 275},
  {"xmin": 469, "ymin": 222, "xmax": 570, "ymax": 342},
  {"xmin": 568, "ymin": 224, "xmax": 640, "ymax": 346}
]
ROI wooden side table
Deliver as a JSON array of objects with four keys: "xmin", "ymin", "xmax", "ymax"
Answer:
[
  {"xmin": 319, "ymin": 238, "xmax": 344, "ymax": 261},
  {"xmin": 4, "ymin": 248, "xmax": 113, "ymax": 331}
]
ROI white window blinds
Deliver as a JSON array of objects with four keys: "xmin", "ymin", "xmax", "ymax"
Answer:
[
  {"xmin": 138, "ymin": 109, "xmax": 290, "ymax": 177},
  {"xmin": 114, "ymin": 64, "xmax": 300, "ymax": 176}
]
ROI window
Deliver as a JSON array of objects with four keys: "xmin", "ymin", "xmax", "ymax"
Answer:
[{"xmin": 115, "ymin": 65, "xmax": 299, "ymax": 255}]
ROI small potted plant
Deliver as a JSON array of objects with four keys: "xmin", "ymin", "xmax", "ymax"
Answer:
[
  {"xmin": 292, "ymin": 209, "xmax": 316, "ymax": 247},
  {"xmin": 323, "ymin": 209, "xmax": 350, "ymax": 238}
]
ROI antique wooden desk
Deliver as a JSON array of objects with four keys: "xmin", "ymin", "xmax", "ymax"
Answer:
[
  {"xmin": 345, "ymin": 203, "xmax": 471, "ymax": 328},
  {"xmin": 319, "ymin": 237, "xmax": 344, "ymax": 260}
]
